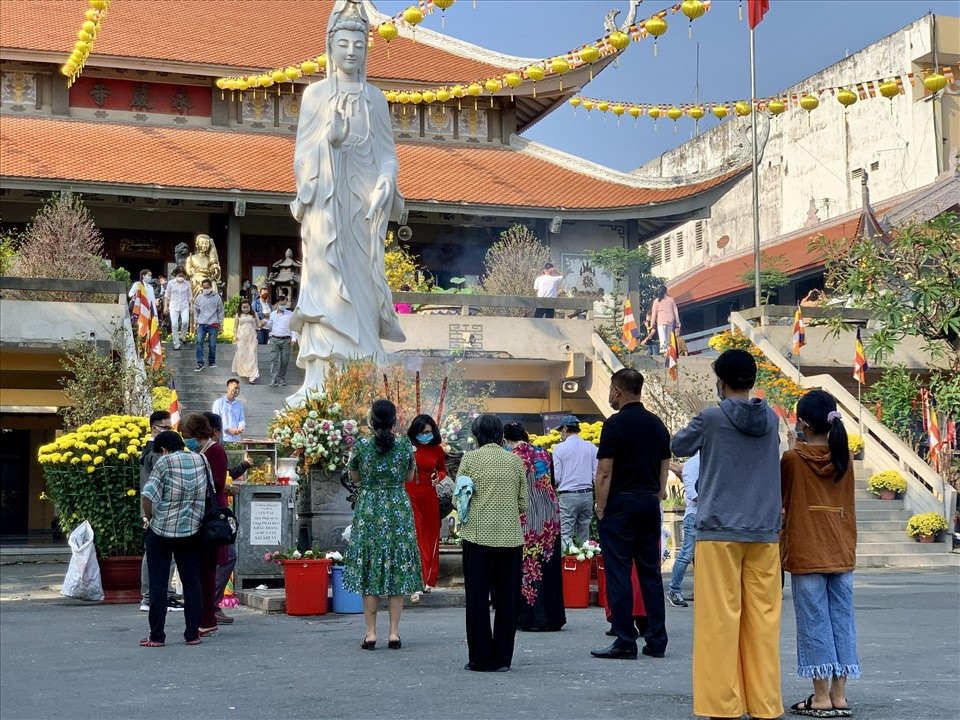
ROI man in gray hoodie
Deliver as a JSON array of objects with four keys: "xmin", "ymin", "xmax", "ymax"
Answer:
[
  {"xmin": 671, "ymin": 348, "xmax": 783, "ymax": 720},
  {"xmin": 193, "ymin": 278, "xmax": 224, "ymax": 371}
]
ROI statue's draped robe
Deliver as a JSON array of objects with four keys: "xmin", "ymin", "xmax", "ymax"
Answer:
[{"xmin": 290, "ymin": 79, "xmax": 405, "ymax": 397}]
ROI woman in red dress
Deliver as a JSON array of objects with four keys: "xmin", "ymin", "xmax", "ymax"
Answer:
[{"xmin": 405, "ymin": 415, "xmax": 446, "ymax": 600}]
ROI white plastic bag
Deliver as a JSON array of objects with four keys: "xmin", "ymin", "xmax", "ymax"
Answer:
[{"xmin": 61, "ymin": 520, "xmax": 104, "ymax": 602}]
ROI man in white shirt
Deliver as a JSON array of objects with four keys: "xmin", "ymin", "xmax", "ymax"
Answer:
[
  {"xmin": 533, "ymin": 262, "xmax": 563, "ymax": 319},
  {"xmin": 165, "ymin": 267, "xmax": 192, "ymax": 350},
  {"xmin": 265, "ymin": 296, "xmax": 297, "ymax": 387},
  {"xmin": 667, "ymin": 452, "xmax": 699, "ymax": 607},
  {"xmin": 211, "ymin": 379, "xmax": 245, "ymax": 442},
  {"xmin": 551, "ymin": 415, "xmax": 598, "ymax": 547}
]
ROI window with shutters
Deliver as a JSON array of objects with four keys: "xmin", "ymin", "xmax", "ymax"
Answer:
[
  {"xmin": 676, "ymin": 231, "xmax": 684, "ymax": 258},
  {"xmin": 870, "ymin": 160, "xmax": 880, "ymax": 171},
  {"xmin": 851, "ymin": 167, "xmax": 863, "ymax": 180},
  {"xmin": 663, "ymin": 235, "xmax": 671, "ymax": 263},
  {"xmin": 649, "ymin": 238, "xmax": 662, "ymax": 266},
  {"xmin": 695, "ymin": 221, "xmax": 704, "ymax": 250}
]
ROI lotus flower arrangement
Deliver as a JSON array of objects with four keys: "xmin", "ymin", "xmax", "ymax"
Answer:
[{"xmin": 563, "ymin": 539, "xmax": 601, "ymax": 562}]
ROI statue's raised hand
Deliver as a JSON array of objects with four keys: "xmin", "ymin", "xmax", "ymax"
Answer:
[{"xmin": 329, "ymin": 94, "xmax": 350, "ymax": 147}]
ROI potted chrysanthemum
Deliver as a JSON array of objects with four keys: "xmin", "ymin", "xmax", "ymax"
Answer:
[
  {"xmin": 906, "ymin": 513, "xmax": 947, "ymax": 543},
  {"xmin": 867, "ymin": 470, "xmax": 907, "ymax": 500}
]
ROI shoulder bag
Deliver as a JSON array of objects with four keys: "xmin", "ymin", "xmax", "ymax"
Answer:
[{"xmin": 200, "ymin": 463, "xmax": 238, "ymax": 547}]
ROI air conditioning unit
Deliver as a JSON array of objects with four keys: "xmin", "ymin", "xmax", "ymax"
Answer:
[
  {"xmin": 561, "ymin": 380, "xmax": 579, "ymax": 394},
  {"xmin": 397, "ymin": 225, "xmax": 413, "ymax": 241}
]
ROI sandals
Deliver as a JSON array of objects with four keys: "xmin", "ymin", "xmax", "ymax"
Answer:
[
  {"xmin": 388, "ymin": 637, "xmax": 402, "ymax": 649},
  {"xmin": 139, "ymin": 638, "xmax": 165, "ymax": 648},
  {"xmin": 789, "ymin": 695, "xmax": 838, "ymax": 718},
  {"xmin": 360, "ymin": 639, "xmax": 376, "ymax": 650},
  {"xmin": 185, "ymin": 638, "xmax": 202, "ymax": 646},
  {"xmin": 410, "ymin": 592, "xmax": 421, "ymax": 604},
  {"xmin": 833, "ymin": 707, "xmax": 852, "ymax": 718},
  {"xmin": 199, "ymin": 626, "xmax": 219, "ymax": 637}
]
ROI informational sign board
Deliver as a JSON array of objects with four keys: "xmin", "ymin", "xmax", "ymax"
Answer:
[{"xmin": 249, "ymin": 501, "xmax": 282, "ymax": 545}]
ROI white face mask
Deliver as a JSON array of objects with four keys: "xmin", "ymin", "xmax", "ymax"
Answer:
[
  {"xmin": 204, "ymin": 288, "xmax": 213, "ymax": 295},
  {"xmin": 176, "ymin": 277, "xmax": 184, "ymax": 283}
]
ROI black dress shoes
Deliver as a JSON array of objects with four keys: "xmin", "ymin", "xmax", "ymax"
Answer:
[
  {"xmin": 590, "ymin": 642, "xmax": 638, "ymax": 659},
  {"xmin": 642, "ymin": 646, "xmax": 666, "ymax": 658}
]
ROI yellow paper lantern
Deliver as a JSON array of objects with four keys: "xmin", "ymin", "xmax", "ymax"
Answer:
[
  {"xmin": 878, "ymin": 80, "xmax": 899, "ymax": 100},
  {"xmin": 525, "ymin": 65, "xmax": 545, "ymax": 98},
  {"xmin": 316, "ymin": 55, "xmax": 327, "ymax": 71},
  {"xmin": 923, "ymin": 72, "xmax": 947, "ymax": 93},
  {"xmin": 551, "ymin": 57, "xmax": 570, "ymax": 90},
  {"xmin": 503, "ymin": 72, "xmax": 522, "ymax": 99},
  {"xmin": 77, "ymin": 30, "xmax": 92, "ymax": 42},
  {"xmin": 583, "ymin": 99, "xmax": 595, "ymax": 112},
  {"xmin": 667, "ymin": 106, "xmax": 683, "ymax": 131},
  {"xmin": 681, "ymin": 0, "xmax": 705, "ymax": 37},
  {"xmin": 271, "ymin": 70, "xmax": 285, "ymax": 85},
  {"xmin": 247, "ymin": 75, "xmax": 261, "ymax": 88},
  {"xmin": 451, "ymin": 85, "xmax": 465, "ymax": 98},
  {"xmin": 734, "ymin": 100, "xmax": 752, "ymax": 117},
  {"xmin": 378, "ymin": 22, "xmax": 399, "ymax": 42},
  {"xmin": 434, "ymin": 0, "xmax": 455, "ymax": 28},
  {"xmin": 74, "ymin": 40, "xmax": 90, "ymax": 53},
  {"xmin": 385, "ymin": 91, "xmax": 398, "ymax": 102},
  {"xmin": 437, "ymin": 88, "xmax": 452, "ymax": 102},
  {"xmin": 467, "ymin": 83, "xmax": 483, "ymax": 97},
  {"xmin": 598, "ymin": 101, "xmax": 610, "ymax": 112},
  {"xmin": 236, "ymin": 79, "xmax": 249, "ymax": 92},
  {"xmin": 403, "ymin": 5, "xmax": 423, "ymax": 40},
  {"xmin": 612, "ymin": 104, "xmax": 626, "ymax": 125},
  {"xmin": 648, "ymin": 106, "xmax": 661, "ymax": 119},
  {"xmin": 284, "ymin": 66, "xmax": 299, "ymax": 82},
  {"xmin": 81, "ymin": 20, "xmax": 97, "ymax": 35},
  {"xmin": 608, "ymin": 31, "xmax": 630, "ymax": 51},
  {"xmin": 61, "ymin": 63, "xmax": 76, "ymax": 77},
  {"xmin": 712, "ymin": 104, "xmax": 728, "ymax": 120},
  {"xmin": 645, "ymin": 16, "xmax": 667, "ymax": 56},
  {"xmin": 578, "ymin": 45, "xmax": 600, "ymax": 81},
  {"xmin": 89, "ymin": 0, "xmax": 107, "ymax": 9},
  {"xmin": 836, "ymin": 89, "xmax": 857, "ymax": 108},
  {"xmin": 84, "ymin": 8, "xmax": 100, "ymax": 21},
  {"xmin": 569, "ymin": 96, "xmax": 582, "ymax": 109},
  {"xmin": 768, "ymin": 98, "xmax": 786, "ymax": 115},
  {"xmin": 410, "ymin": 91, "xmax": 423, "ymax": 104},
  {"xmin": 800, "ymin": 94, "xmax": 819, "ymax": 112},
  {"xmin": 259, "ymin": 74, "xmax": 273, "ymax": 88},
  {"xmin": 300, "ymin": 60, "xmax": 318, "ymax": 76},
  {"xmin": 215, "ymin": 78, "xmax": 227, "ymax": 90},
  {"xmin": 397, "ymin": 92, "xmax": 410, "ymax": 104},
  {"xmin": 628, "ymin": 105, "xmax": 641, "ymax": 118},
  {"xmin": 422, "ymin": 90, "xmax": 436, "ymax": 104},
  {"xmin": 484, "ymin": 79, "xmax": 499, "ymax": 94}
]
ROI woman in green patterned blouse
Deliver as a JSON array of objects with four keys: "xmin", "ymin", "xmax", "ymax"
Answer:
[
  {"xmin": 343, "ymin": 399, "xmax": 423, "ymax": 650},
  {"xmin": 456, "ymin": 414, "xmax": 528, "ymax": 672}
]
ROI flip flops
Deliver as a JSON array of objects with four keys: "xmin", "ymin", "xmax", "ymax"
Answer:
[{"xmin": 789, "ymin": 695, "xmax": 838, "ymax": 718}]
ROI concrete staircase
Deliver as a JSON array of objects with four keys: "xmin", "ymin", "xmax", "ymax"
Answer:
[
  {"xmin": 164, "ymin": 342, "xmax": 305, "ymax": 438},
  {"xmin": 854, "ymin": 462, "xmax": 958, "ymax": 568}
]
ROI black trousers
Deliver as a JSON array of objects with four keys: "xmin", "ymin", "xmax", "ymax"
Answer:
[
  {"xmin": 597, "ymin": 493, "xmax": 668, "ymax": 653},
  {"xmin": 145, "ymin": 529, "xmax": 202, "ymax": 643},
  {"xmin": 533, "ymin": 307, "xmax": 555, "ymax": 319},
  {"xmin": 462, "ymin": 540, "xmax": 521, "ymax": 671}
]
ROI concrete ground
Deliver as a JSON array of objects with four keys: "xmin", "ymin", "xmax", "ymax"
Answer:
[{"xmin": 1, "ymin": 563, "xmax": 957, "ymax": 720}]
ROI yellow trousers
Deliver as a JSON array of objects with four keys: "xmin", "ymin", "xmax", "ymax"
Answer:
[{"xmin": 693, "ymin": 541, "xmax": 783, "ymax": 719}]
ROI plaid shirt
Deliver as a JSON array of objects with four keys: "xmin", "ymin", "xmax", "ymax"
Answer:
[
  {"xmin": 456, "ymin": 444, "xmax": 528, "ymax": 547},
  {"xmin": 143, "ymin": 450, "xmax": 210, "ymax": 538}
]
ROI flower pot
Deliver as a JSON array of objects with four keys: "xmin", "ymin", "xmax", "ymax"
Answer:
[
  {"xmin": 561, "ymin": 556, "xmax": 590, "ymax": 608},
  {"xmin": 917, "ymin": 533, "xmax": 936, "ymax": 544},
  {"xmin": 330, "ymin": 565, "xmax": 363, "ymax": 613},
  {"xmin": 879, "ymin": 489, "xmax": 897, "ymax": 500},
  {"xmin": 854, "ymin": 450, "xmax": 864, "ymax": 461},
  {"xmin": 98, "ymin": 555, "xmax": 143, "ymax": 604},
  {"xmin": 282, "ymin": 558, "xmax": 331, "ymax": 615}
]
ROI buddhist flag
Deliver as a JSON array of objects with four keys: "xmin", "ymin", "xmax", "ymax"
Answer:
[
  {"xmin": 748, "ymin": 0, "xmax": 769, "ymax": 29},
  {"xmin": 622, "ymin": 298, "xmax": 639, "ymax": 351},
  {"xmin": 853, "ymin": 327, "xmax": 868, "ymax": 385},
  {"xmin": 792, "ymin": 305, "xmax": 805, "ymax": 355},
  {"xmin": 146, "ymin": 304, "xmax": 164, "ymax": 370},
  {"xmin": 666, "ymin": 328, "xmax": 679, "ymax": 382},
  {"xmin": 134, "ymin": 282, "xmax": 154, "ymax": 339},
  {"xmin": 169, "ymin": 379, "xmax": 181, "ymax": 430},
  {"xmin": 924, "ymin": 391, "xmax": 942, "ymax": 470}
]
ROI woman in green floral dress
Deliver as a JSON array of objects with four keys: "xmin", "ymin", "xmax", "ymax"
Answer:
[{"xmin": 343, "ymin": 399, "xmax": 423, "ymax": 650}]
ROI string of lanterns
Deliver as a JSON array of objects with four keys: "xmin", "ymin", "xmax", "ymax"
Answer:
[
  {"xmin": 567, "ymin": 66, "xmax": 958, "ymax": 130},
  {"xmin": 59, "ymin": 0, "xmax": 111, "ymax": 86}
]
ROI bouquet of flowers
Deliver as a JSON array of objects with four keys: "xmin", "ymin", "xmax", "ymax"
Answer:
[
  {"xmin": 268, "ymin": 388, "xmax": 361, "ymax": 474},
  {"xmin": 439, "ymin": 413, "xmax": 477, "ymax": 452},
  {"xmin": 263, "ymin": 545, "xmax": 342, "ymax": 565},
  {"xmin": 562, "ymin": 539, "xmax": 601, "ymax": 561}
]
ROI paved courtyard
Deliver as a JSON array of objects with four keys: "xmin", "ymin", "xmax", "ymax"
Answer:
[{"xmin": 1, "ymin": 563, "xmax": 957, "ymax": 720}]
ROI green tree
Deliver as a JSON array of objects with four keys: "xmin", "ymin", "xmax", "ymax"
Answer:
[
  {"xmin": 737, "ymin": 253, "xmax": 791, "ymax": 305},
  {"xmin": 586, "ymin": 246, "xmax": 661, "ymax": 346},
  {"xmin": 812, "ymin": 212, "xmax": 960, "ymax": 365},
  {"xmin": 0, "ymin": 226, "xmax": 18, "ymax": 274}
]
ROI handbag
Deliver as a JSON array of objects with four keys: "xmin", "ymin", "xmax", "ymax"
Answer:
[
  {"xmin": 200, "ymin": 464, "xmax": 238, "ymax": 548},
  {"xmin": 436, "ymin": 476, "xmax": 455, "ymax": 519}
]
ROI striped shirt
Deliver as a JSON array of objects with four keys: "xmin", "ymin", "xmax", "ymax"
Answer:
[
  {"xmin": 456, "ymin": 444, "xmax": 528, "ymax": 547},
  {"xmin": 143, "ymin": 451, "xmax": 209, "ymax": 538}
]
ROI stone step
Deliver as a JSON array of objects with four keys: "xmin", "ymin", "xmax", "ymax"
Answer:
[
  {"xmin": 857, "ymin": 530, "xmax": 912, "ymax": 543},
  {"xmin": 856, "ymin": 552, "xmax": 960, "ymax": 568},
  {"xmin": 856, "ymin": 519, "xmax": 913, "ymax": 532},
  {"xmin": 856, "ymin": 541, "xmax": 948, "ymax": 555},
  {"xmin": 855, "ymin": 497, "xmax": 904, "ymax": 510},
  {"xmin": 856, "ymin": 508, "xmax": 913, "ymax": 521}
]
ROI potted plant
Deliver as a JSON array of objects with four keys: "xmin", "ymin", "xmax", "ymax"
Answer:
[
  {"xmin": 264, "ymin": 545, "xmax": 331, "ymax": 616},
  {"xmin": 866, "ymin": 470, "xmax": 907, "ymax": 500},
  {"xmin": 847, "ymin": 433, "xmax": 865, "ymax": 460},
  {"xmin": 561, "ymin": 539, "xmax": 599, "ymax": 609},
  {"xmin": 38, "ymin": 415, "xmax": 148, "ymax": 603},
  {"xmin": 906, "ymin": 513, "xmax": 947, "ymax": 543}
]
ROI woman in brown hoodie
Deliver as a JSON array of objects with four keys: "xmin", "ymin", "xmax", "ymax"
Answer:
[{"xmin": 781, "ymin": 390, "xmax": 859, "ymax": 718}]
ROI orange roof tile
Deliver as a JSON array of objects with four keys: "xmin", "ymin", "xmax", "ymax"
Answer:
[
  {"xmin": 668, "ymin": 213, "xmax": 875, "ymax": 306},
  {"xmin": 1, "ymin": 0, "xmax": 510, "ymax": 83},
  {"xmin": 0, "ymin": 114, "xmax": 747, "ymax": 211}
]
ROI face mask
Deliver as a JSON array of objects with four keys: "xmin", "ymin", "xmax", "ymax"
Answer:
[
  {"xmin": 416, "ymin": 433, "xmax": 433, "ymax": 444},
  {"xmin": 204, "ymin": 288, "xmax": 213, "ymax": 295},
  {"xmin": 278, "ymin": 305, "xmax": 287, "ymax": 312},
  {"xmin": 184, "ymin": 437, "xmax": 200, "ymax": 452},
  {"xmin": 144, "ymin": 275, "xmax": 152, "ymax": 282},
  {"xmin": 241, "ymin": 306, "xmax": 250, "ymax": 313},
  {"xmin": 176, "ymin": 277, "xmax": 184, "ymax": 283}
]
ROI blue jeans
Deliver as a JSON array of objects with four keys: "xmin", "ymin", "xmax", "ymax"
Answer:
[
  {"xmin": 791, "ymin": 571, "xmax": 861, "ymax": 679},
  {"xmin": 196, "ymin": 324, "xmax": 218, "ymax": 366},
  {"xmin": 669, "ymin": 513, "xmax": 697, "ymax": 592}
]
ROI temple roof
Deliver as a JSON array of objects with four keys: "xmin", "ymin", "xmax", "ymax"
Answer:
[
  {"xmin": 0, "ymin": 114, "xmax": 748, "ymax": 214},
  {"xmin": 2, "ymin": 0, "xmax": 533, "ymax": 84}
]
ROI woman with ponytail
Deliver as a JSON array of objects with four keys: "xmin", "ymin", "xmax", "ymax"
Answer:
[
  {"xmin": 343, "ymin": 399, "xmax": 422, "ymax": 650},
  {"xmin": 781, "ymin": 389, "xmax": 859, "ymax": 718}
]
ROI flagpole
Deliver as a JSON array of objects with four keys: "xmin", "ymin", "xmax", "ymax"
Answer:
[
  {"xmin": 750, "ymin": 26, "xmax": 761, "ymax": 308},
  {"xmin": 858, "ymin": 381, "xmax": 863, "ymax": 438}
]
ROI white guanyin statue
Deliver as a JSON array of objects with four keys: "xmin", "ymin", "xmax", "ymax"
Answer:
[{"xmin": 288, "ymin": 0, "xmax": 406, "ymax": 404}]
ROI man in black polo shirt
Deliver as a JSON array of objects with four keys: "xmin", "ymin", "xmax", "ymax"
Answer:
[{"xmin": 591, "ymin": 368, "xmax": 670, "ymax": 660}]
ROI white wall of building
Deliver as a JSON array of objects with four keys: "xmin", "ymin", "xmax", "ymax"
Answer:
[{"xmin": 638, "ymin": 15, "xmax": 957, "ymax": 282}]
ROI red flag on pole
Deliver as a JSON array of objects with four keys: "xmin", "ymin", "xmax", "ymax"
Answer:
[
  {"xmin": 169, "ymin": 379, "xmax": 181, "ymax": 430},
  {"xmin": 748, "ymin": 0, "xmax": 769, "ymax": 29},
  {"xmin": 853, "ymin": 327, "xmax": 868, "ymax": 385},
  {"xmin": 666, "ymin": 329, "xmax": 679, "ymax": 382}
]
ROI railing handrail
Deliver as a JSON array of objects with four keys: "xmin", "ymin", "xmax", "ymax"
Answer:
[
  {"xmin": 738, "ymin": 304, "xmax": 873, "ymax": 323},
  {"xmin": 682, "ymin": 325, "xmax": 726, "ymax": 343},
  {"xmin": 392, "ymin": 291, "xmax": 594, "ymax": 311},
  {"xmin": 0, "ymin": 276, "xmax": 128, "ymax": 297},
  {"xmin": 731, "ymin": 310, "xmax": 955, "ymax": 542}
]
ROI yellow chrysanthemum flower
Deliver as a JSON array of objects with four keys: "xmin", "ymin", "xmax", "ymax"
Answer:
[
  {"xmin": 81, "ymin": 454, "xmax": 92, "ymax": 462},
  {"xmin": 93, "ymin": 456, "xmax": 103, "ymax": 465},
  {"xmin": 86, "ymin": 465, "xmax": 96, "ymax": 473},
  {"xmin": 118, "ymin": 453, "xmax": 129, "ymax": 461},
  {"xmin": 126, "ymin": 488, "xmax": 137, "ymax": 497}
]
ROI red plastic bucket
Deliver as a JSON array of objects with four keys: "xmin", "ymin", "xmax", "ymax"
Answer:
[
  {"xmin": 597, "ymin": 555, "xmax": 607, "ymax": 609},
  {"xmin": 282, "ymin": 558, "xmax": 331, "ymax": 616},
  {"xmin": 561, "ymin": 556, "xmax": 590, "ymax": 608}
]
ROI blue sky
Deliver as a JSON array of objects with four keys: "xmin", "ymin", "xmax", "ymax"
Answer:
[{"xmin": 374, "ymin": 0, "xmax": 958, "ymax": 171}]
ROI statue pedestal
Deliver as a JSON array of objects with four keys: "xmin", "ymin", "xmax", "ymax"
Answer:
[{"xmin": 296, "ymin": 467, "xmax": 354, "ymax": 552}]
